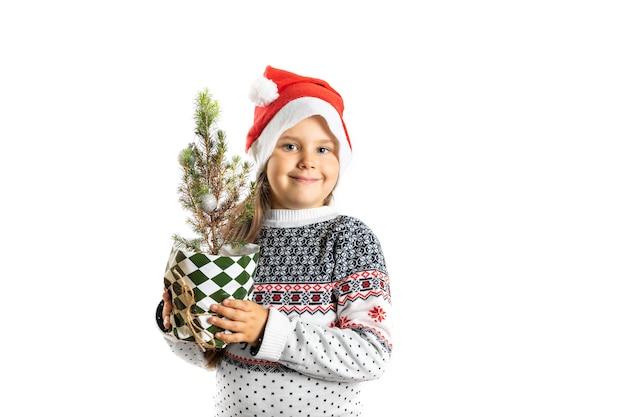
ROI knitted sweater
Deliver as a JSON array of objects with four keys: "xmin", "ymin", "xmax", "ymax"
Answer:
[{"xmin": 160, "ymin": 206, "xmax": 393, "ymax": 416}]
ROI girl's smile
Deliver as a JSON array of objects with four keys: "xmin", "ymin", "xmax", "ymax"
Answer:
[{"xmin": 289, "ymin": 175, "xmax": 322, "ymax": 183}]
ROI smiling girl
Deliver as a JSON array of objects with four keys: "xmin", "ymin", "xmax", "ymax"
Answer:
[{"xmin": 158, "ymin": 66, "xmax": 393, "ymax": 416}]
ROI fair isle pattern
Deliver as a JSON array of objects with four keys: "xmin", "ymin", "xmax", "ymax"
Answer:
[
  {"xmin": 251, "ymin": 215, "xmax": 389, "ymax": 338},
  {"xmin": 222, "ymin": 215, "xmax": 392, "ymax": 373},
  {"xmin": 252, "ymin": 282, "xmax": 337, "ymax": 313},
  {"xmin": 335, "ymin": 270, "xmax": 391, "ymax": 305},
  {"xmin": 250, "ymin": 269, "xmax": 392, "ymax": 350},
  {"xmin": 252, "ymin": 270, "xmax": 390, "ymax": 313},
  {"xmin": 253, "ymin": 216, "xmax": 387, "ymax": 284}
]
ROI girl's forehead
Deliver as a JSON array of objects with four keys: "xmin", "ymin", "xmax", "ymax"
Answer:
[{"xmin": 279, "ymin": 117, "xmax": 337, "ymax": 140}]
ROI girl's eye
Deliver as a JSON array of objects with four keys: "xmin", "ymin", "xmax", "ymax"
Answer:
[
  {"xmin": 283, "ymin": 143, "xmax": 297, "ymax": 151},
  {"xmin": 318, "ymin": 147, "xmax": 330, "ymax": 154}
]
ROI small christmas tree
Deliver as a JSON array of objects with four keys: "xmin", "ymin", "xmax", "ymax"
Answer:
[{"xmin": 172, "ymin": 88, "xmax": 255, "ymax": 255}]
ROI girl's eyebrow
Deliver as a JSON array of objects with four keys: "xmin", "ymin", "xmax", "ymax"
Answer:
[{"xmin": 276, "ymin": 135, "xmax": 303, "ymax": 143}]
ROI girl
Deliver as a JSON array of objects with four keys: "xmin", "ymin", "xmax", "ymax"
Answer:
[{"xmin": 157, "ymin": 66, "xmax": 393, "ymax": 416}]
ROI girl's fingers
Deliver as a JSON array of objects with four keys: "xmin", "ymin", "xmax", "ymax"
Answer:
[
  {"xmin": 210, "ymin": 303, "xmax": 243, "ymax": 320},
  {"xmin": 211, "ymin": 300, "xmax": 259, "ymax": 322},
  {"xmin": 220, "ymin": 298, "xmax": 245, "ymax": 310},
  {"xmin": 209, "ymin": 315, "xmax": 239, "ymax": 332},
  {"xmin": 214, "ymin": 331, "xmax": 245, "ymax": 344}
]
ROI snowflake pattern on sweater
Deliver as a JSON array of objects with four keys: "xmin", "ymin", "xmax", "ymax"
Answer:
[{"xmin": 162, "ymin": 207, "xmax": 393, "ymax": 416}]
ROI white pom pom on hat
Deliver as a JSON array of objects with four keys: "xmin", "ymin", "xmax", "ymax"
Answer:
[
  {"xmin": 248, "ymin": 76, "xmax": 279, "ymax": 106},
  {"xmin": 245, "ymin": 66, "xmax": 352, "ymax": 175}
]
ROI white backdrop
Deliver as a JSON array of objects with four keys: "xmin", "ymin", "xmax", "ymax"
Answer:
[{"xmin": 1, "ymin": 1, "xmax": 624, "ymax": 416}]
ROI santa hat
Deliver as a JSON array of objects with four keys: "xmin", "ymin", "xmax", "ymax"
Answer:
[{"xmin": 246, "ymin": 66, "xmax": 351, "ymax": 174}]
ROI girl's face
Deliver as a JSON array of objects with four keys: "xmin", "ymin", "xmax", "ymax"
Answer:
[{"xmin": 266, "ymin": 115, "xmax": 340, "ymax": 209}]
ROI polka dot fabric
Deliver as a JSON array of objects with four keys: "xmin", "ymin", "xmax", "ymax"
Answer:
[{"xmin": 214, "ymin": 358, "xmax": 362, "ymax": 416}]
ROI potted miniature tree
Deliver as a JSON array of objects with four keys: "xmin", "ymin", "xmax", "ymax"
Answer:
[{"xmin": 163, "ymin": 88, "xmax": 259, "ymax": 351}]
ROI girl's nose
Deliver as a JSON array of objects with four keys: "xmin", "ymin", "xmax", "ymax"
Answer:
[{"xmin": 298, "ymin": 150, "xmax": 317, "ymax": 169}]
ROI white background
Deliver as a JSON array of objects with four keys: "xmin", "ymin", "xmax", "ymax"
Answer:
[{"xmin": 1, "ymin": 1, "xmax": 624, "ymax": 416}]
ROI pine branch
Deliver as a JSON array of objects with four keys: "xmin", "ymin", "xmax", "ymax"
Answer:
[{"xmin": 174, "ymin": 88, "xmax": 254, "ymax": 255}]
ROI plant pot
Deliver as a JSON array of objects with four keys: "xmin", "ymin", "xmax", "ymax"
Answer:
[{"xmin": 163, "ymin": 244, "xmax": 260, "ymax": 350}]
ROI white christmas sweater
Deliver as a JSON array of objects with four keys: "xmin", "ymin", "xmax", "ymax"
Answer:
[{"xmin": 160, "ymin": 206, "xmax": 393, "ymax": 416}]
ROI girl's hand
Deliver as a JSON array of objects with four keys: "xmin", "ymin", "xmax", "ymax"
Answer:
[
  {"xmin": 209, "ymin": 299, "xmax": 269, "ymax": 346},
  {"xmin": 162, "ymin": 288, "xmax": 172, "ymax": 329}
]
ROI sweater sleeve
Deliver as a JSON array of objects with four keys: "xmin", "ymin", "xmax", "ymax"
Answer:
[
  {"xmin": 254, "ymin": 218, "xmax": 393, "ymax": 382},
  {"xmin": 156, "ymin": 301, "xmax": 209, "ymax": 370}
]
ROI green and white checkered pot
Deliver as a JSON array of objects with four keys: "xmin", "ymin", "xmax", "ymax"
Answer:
[{"xmin": 163, "ymin": 244, "xmax": 259, "ymax": 350}]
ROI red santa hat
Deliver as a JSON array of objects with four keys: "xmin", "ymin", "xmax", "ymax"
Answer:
[{"xmin": 245, "ymin": 66, "xmax": 352, "ymax": 174}]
